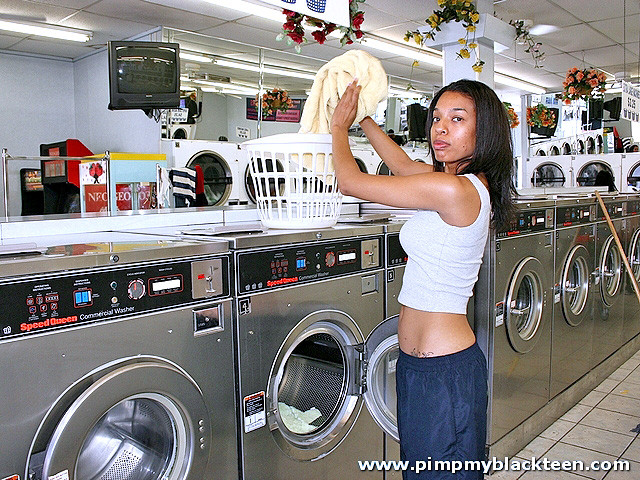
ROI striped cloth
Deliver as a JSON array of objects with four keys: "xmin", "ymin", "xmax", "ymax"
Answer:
[{"xmin": 170, "ymin": 167, "xmax": 196, "ymax": 207}]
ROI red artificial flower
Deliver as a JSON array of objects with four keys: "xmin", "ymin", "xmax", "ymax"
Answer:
[
  {"xmin": 352, "ymin": 12, "xmax": 365, "ymax": 29},
  {"xmin": 312, "ymin": 29, "xmax": 327, "ymax": 44},
  {"xmin": 355, "ymin": 29, "xmax": 364, "ymax": 39},
  {"xmin": 287, "ymin": 31, "xmax": 304, "ymax": 44}
]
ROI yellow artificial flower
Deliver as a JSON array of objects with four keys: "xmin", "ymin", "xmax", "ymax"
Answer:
[
  {"xmin": 458, "ymin": 38, "xmax": 466, "ymax": 45},
  {"xmin": 404, "ymin": 33, "xmax": 411, "ymax": 42},
  {"xmin": 471, "ymin": 13, "xmax": 480, "ymax": 22},
  {"xmin": 412, "ymin": 60, "xmax": 419, "ymax": 67},
  {"xmin": 459, "ymin": 48, "xmax": 470, "ymax": 58},
  {"xmin": 468, "ymin": 42, "xmax": 478, "ymax": 49},
  {"xmin": 414, "ymin": 33, "xmax": 423, "ymax": 45},
  {"xmin": 472, "ymin": 64, "xmax": 483, "ymax": 73},
  {"xmin": 466, "ymin": 25, "xmax": 476, "ymax": 32},
  {"xmin": 438, "ymin": 0, "xmax": 447, "ymax": 5}
]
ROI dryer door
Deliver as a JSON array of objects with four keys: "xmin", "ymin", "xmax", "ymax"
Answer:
[
  {"xmin": 363, "ymin": 314, "xmax": 399, "ymax": 443},
  {"xmin": 245, "ymin": 158, "xmax": 285, "ymax": 204},
  {"xmin": 267, "ymin": 310, "xmax": 365, "ymax": 461},
  {"xmin": 560, "ymin": 244, "xmax": 591, "ymax": 326},
  {"xmin": 599, "ymin": 235, "xmax": 623, "ymax": 306},
  {"xmin": 37, "ymin": 361, "xmax": 209, "ymax": 480},
  {"xmin": 187, "ymin": 151, "xmax": 233, "ymax": 206},
  {"xmin": 505, "ymin": 256, "xmax": 546, "ymax": 353},
  {"xmin": 628, "ymin": 228, "xmax": 640, "ymax": 282},
  {"xmin": 577, "ymin": 162, "xmax": 614, "ymax": 187},
  {"xmin": 531, "ymin": 162, "xmax": 565, "ymax": 187}
]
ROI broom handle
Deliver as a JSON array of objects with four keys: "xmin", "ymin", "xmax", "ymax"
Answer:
[{"xmin": 595, "ymin": 191, "xmax": 640, "ymax": 305}]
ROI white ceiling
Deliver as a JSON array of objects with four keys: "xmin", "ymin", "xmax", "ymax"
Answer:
[{"xmin": 1, "ymin": 0, "xmax": 640, "ymax": 96}]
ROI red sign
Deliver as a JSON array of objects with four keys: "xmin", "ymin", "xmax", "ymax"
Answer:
[
  {"xmin": 116, "ymin": 183, "xmax": 133, "ymax": 211},
  {"xmin": 84, "ymin": 184, "xmax": 108, "ymax": 212},
  {"xmin": 246, "ymin": 98, "xmax": 304, "ymax": 123},
  {"xmin": 137, "ymin": 183, "xmax": 155, "ymax": 209}
]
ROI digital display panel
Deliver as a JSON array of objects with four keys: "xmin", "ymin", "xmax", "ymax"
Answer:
[
  {"xmin": 74, "ymin": 289, "xmax": 92, "ymax": 307},
  {"xmin": 152, "ymin": 278, "xmax": 181, "ymax": 292}
]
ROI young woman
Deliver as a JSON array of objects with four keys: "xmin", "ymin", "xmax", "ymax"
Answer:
[{"xmin": 331, "ymin": 79, "xmax": 515, "ymax": 479}]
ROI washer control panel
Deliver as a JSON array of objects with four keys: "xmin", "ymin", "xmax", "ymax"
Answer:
[
  {"xmin": 0, "ymin": 256, "xmax": 229, "ymax": 340},
  {"xmin": 237, "ymin": 236, "xmax": 382, "ymax": 293},
  {"xmin": 597, "ymin": 200, "xmax": 626, "ymax": 220},
  {"xmin": 387, "ymin": 233, "xmax": 407, "ymax": 267},
  {"xmin": 556, "ymin": 205, "xmax": 594, "ymax": 227},
  {"xmin": 499, "ymin": 208, "xmax": 554, "ymax": 237}
]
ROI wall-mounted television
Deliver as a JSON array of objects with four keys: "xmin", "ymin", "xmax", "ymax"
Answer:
[{"xmin": 108, "ymin": 41, "xmax": 180, "ymax": 111}]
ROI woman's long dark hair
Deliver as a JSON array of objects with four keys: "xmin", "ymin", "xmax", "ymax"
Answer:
[{"xmin": 426, "ymin": 79, "xmax": 515, "ymax": 231}]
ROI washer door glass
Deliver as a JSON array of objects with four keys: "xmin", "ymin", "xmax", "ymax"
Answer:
[
  {"xmin": 363, "ymin": 315, "xmax": 399, "ymax": 443},
  {"xmin": 531, "ymin": 163, "xmax": 565, "ymax": 187},
  {"xmin": 561, "ymin": 245, "xmax": 591, "ymax": 326},
  {"xmin": 187, "ymin": 151, "xmax": 232, "ymax": 206},
  {"xmin": 77, "ymin": 394, "xmax": 181, "ymax": 480},
  {"xmin": 600, "ymin": 235, "xmax": 622, "ymax": 306},
  {"xmin": 353, "ymin": 156, "xmax": 369, "ymax": 174},
  {"xmin": 629, "ymin": 229, "xmax": 640, "ymax": 282},
  {"xmin": 268, "ymin": 311, "xmax": 363, "ymax": 461},
  {"xmin": 627, "ymin": 162, "xmax": 640, "ymax": 190},
  {"xmin": 505, "ymin": 257, "xmax": 545, "ymax": 353},
  {"xmin": 245, "ymin": 158, "xmax": 285, "ymax": 203},
  {"xmin": 577, "ymin": 162, "xmax": 614, "ymax": 187},
  {"xmin": 377, "ymin": 162, "xmax": 393, "ymax": 175}
]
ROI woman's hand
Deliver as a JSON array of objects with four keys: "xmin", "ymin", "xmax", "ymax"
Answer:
[{"xmin": 331, "ymin": 80, "xmax": 361, "ymax": 133}]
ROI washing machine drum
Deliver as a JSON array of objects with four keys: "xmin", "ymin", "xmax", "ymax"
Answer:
[
  {"xmin": 187, "ymin": 151, "xmax": 233, "ymax": 206},
  {"xmin": 352, "ymin": 156, "xmax": 368, "ymax": 174},
  {"xmin": 531, "ymin": 163, "xmax": 565, "ymax": 187},
  {"xmin": 377, "ymin": 162, "xmax": 393, "ymax": 176},
  {"xmin": 172, "ymin": 127, "xmax": 189, "ymax": 139},
  {"xmin": 244, "ymin": 158, "xmax": 285, "ymax": 203},
  {"xmin": 577, "ymin": 162, "xmax": 614, "ymax": 187},
  {"xmin": 560, "ymin": 245, "xmax": 591, "ymax": 326},
  {"xmin": 32, "ymin": 361, "xmax": 210, "ymax": 480}
]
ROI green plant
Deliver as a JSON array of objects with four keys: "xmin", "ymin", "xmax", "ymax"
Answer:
[{"xmin": 509, "ymin": 20, "xmax": 545, "ymax": 68}]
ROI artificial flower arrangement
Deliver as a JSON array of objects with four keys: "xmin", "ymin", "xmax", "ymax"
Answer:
[
  {"xmin": 404, "ymin": 0, "xmax": 484, "ymax": 73},
  {"xmin": 509, "ymin": 19, "xmax": 545, "ymax": 68},
  {"xmin": 258, "ymin": 88, "xmax": 294, "ymax": 117},
  {"xmin": 277, "ymin": 0, "xmax": 365, "ymax": 52},
  {"xmin": 562, "ymin": 67, "xmax": 607, "ymax": 104},
  {"xmin": 503, "ymin": 102, "xmax": 519, "ymax": 128},
  {"xmin": 526, "ymin": 103, "xmax": 556, "ymax": 128}
]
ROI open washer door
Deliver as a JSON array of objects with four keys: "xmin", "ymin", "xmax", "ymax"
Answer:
[
  {"xmin": 363, "ymin": 314, "xmax": 399, "ymax": 443},
  {"xmin": 504, "ymin": 257, "xmax": 546, "ymax": 353},
  {"xmin": 32, "ymin": 360, "xmax": 210, "ymax": 480}
]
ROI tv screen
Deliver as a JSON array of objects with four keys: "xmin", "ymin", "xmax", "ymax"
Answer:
[
  {"xmin": 108, "ymin": 41, "xmax": 180, "ymax": 111},
  {"xmin": 604, "ymin": 97, "xmax": 622, "ymax": 120}
]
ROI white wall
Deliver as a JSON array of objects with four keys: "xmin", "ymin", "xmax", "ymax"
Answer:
[
  {"xmin": 0, "ymin": 52, "xmax": 76, "ymax": 216},
  {"xmin": 193, "ymin": 92, "xmax": 229, "ymax": 140}
]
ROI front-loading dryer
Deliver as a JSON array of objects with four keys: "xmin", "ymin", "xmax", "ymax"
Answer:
[
  {"xmin": 592, "ymin": 194, "xmax": 627, "ymax": 367},
  {"xmin": 168, "ymin": 123, "xmax": 196, "ymax": 140},
  {"xmin": 572, "ymin": 154, "xmax": 622, "ymax": 191},
  {"xmin": 475, "ymin": 199, "xmax": 554, "ymax": 458},
  {"xmin": 225, "ymin": 226, "xmax": 397, "ymax": 479},
  {"xmin": 525, "ymin": 155, "xmax": 572, "ymax": 188},
  {"xmin": 621, "ymin": 152, "xmax": 640, "ymax": 192},
  {"xmin": 551, "ymin": 197, "xmax": 597, "ymax": 398},
  {"xmin": 0, "ymin": 232, "xmax": 237, "ymax": 480},
  {"xmin": 623, "ymin": 194, "xmax": 640, "ymax": 342},
  {"xmin": 160, "ymin": 139, "xmax": 249, "ymax": 206}
]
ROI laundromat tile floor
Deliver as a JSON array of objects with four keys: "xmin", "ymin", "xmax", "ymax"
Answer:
[{"xmin": 486, "ymin": 357, "xmax": 640, "ymax": 479}]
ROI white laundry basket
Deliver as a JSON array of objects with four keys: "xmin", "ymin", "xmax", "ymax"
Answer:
[{"xmin": 242, "ymin": 133, "xmax": 343, "ymax": 229}]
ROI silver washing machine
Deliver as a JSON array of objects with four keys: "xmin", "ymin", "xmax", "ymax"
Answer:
[
  {"xmin": 229, "ymin": 226, "xmax": 396, "ymax": 479},
  {"xmin": 0, "ymin": 233, "xmax": 237, "ymax": 480},
  {"xmin": 382, "ymin": 221, "xmax": 405, "ymax": 480},
  {"xmin": 592, "ymin": 195, "xmax": 626, "ymax": 367},
  {"xmin": 551, "ymin": 197, "xmax": 597, "ymax": 398},
  {"xmin": 475, "ymin": 200, "xmax": 554, "ymax": 456},
  {"xmin": 624, "ymin": 194, "xmax": 640, "ymax": 342}
]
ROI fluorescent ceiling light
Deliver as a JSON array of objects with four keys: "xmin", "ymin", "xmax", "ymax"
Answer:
[
  {"xmin": 360, "ymin": 37, "xmax": 443, "ymax": 67},
  {"xmin": 200, "ymin": 86, "xmax": 260, "ymax": 95},
  {"xmin": 215, "ymin": 58, "xmax": 317, "ymax": 80},
  {"xmin": 194, "ymin": 79, "xmax": 259, "ymax": 94},
  {"xmin": 388, "ymin": 88, "xmax": 426, "ymax": 99},
  {"xmin": 528, "ymin": 24, "xmax": 559, "ymax": 36},
  {"xmin": 494, "ymin": 72, "xmax": 546, "ymax": 94},
  {"xmin": 201, "ymin": 0, "xmax": 283, "ymax": 22},
  {"xmin": 180, "ymin": 52, "xmax": 213, "ymax": 63},
  {"xmin": 0, "ymin": 19, "xmax": 92, "ymax": 42}
]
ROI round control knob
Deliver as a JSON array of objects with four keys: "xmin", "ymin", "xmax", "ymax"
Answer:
[
  {"xmin": 127, "ymin": 279, "xmax": 145, "ymax": 300},
  {"xmin": 325, "ymin": 251, "xmax": 336, "ymax": 267}
]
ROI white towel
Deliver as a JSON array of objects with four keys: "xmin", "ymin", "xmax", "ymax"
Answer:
[{"xmin": 299, "ymin": 50, "xmax": 388, "ymax": 135}]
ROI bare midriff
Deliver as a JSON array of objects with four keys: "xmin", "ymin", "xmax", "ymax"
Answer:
[{"xmin": 398, "ymin": 305, "xmax": 476, "ymax": 357}]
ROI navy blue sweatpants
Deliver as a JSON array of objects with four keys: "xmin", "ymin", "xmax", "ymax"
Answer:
[{"xmin": 396, "ymin": 342, "xmax": 488, "ymax": 479}]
